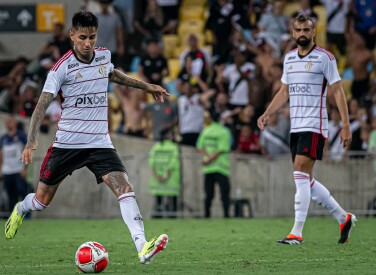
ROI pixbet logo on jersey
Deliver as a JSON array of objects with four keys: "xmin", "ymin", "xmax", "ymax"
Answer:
[
  {"xmin": 289, "ymin": 84, "xmax": 311, "ymax": 94},
  {"xmin": 75, "ymin": 94, "xmax": 107, "ymax": 106}
]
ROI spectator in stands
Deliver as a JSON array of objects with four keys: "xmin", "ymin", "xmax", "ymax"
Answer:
[
  {"xmin": 260, "ymin": 111, "xmax": 290, "ymax": 158},
  {"xmin": 206, "ymin": 0, "xmax": 241, "ymax": 59},
  {"xmin": 258, "ymin": 0, "xmax": 289, "ymax": 47},
  {"xmin": 176, "ymin": 53, "xmax": 208, "ymax": 94},
  {"xmin": 179, "ymin": 34, "xmax": 211, "ymax": 78},
  {"xmin": 291, "ymin": 0, "xmax": 319, "ymax": 23},
  {"xmin": 237, "ymin": 124, "xmax": 261, "ymax": 154},
  {"xmin": 134, "ymin": 0, "xmax": 165, "ymax": 44},
  {"xmin": 114, "ymin": 84, "xmax": 146, "ymax": 138},
  {"xmin": 328, "ymin": 108, "xmax": 346, "ymax": 161},
  {"xmin": 346, "ymin": 31, "xmax": 375, "ymax": 106},
  {"xmin": 351, "ymin": 0, "xmax": 376, "ymax": 50},
  {"xmin": 320, "ymin": 0, "xmax": 351, "ymax": 57},
  {"xmin": 139, "ymin": 39, "xmax": 168, "ymax": 86},
  {"xmin": 255, "ymin": 34, "xmax": 280, "ymax": 82},
  {"xmin": 0, "ymin": 115, "xmax": 28, "ymax": 216},
  {"xmin": 149, "ymin": 128, "xmax": 180, "ymax": 218},
  {"xmin": 218, "ymin": 50, "xmax": 255, "ymax": 109},
  {"xmin": 197, "ymin": 111, "xmax": 232, "ymax": 218},
  {"xmin": 0, "ymin": 57, "xmax": 28, "ymax": 113},
  {"xmin": 38, "ymin": 22, "xmax": 71, "ymax": 59},
  {"xmin": 178, "ymin": 82, "xmax": 205, "ymax": 146},
  {"xmin": 18, "ymin": 81, "xmax": 38, "ymax": 118},
  {"xmin": 248, "ymin": 64, "xmax": 271, "ymax": 112},
  {"xmin": 348, "ymin": 99, "xmax": 364, "ymax": 157},
  {"xmin": 95, "ymin": 0, "xmax": 124, "ymax": 67},
  {"xmin": 38, "ymin": 44, "xmax": 60, "ymax": 79},
  {"xmin": 156, "ymin": 0, "xmax": 179, "ymax": 34},
  {"xmin": 143, "ymin": 95, "xmax": 178, "ymax": 141},
  {"xmin": 232, "ymin": 104, "xmax": 258, "ymax": 150}
]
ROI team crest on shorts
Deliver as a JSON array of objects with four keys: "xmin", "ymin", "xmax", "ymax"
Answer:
[{"xmin": 98, "ymin": 65, "xmax": 107, "ymax": 77}]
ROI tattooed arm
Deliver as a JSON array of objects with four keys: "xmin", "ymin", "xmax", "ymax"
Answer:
[
  {"xmin": 109, "ymin": 69, "xmax": 169, "ymax": 102},
  {"xmin": 20, "ymin": 92, "xmax": 54, "ymax": 164}
]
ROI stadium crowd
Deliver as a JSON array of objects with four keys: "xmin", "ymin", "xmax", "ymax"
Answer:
[{"xmin": 0, "ymin": 0, "xmax": 375, "ymax": 161}]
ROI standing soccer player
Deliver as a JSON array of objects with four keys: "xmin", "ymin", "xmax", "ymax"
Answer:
[
  {"xmin": 5, "ymin": 11, "xmax": 169, "ymax": 264},
  {"xmin": 257, "ymin": 14, "xmax": 356, "ymax": 244}
]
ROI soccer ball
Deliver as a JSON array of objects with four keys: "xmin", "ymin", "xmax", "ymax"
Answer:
[{"xmin": 75, "ymin": 241, "xmax": 109, "ymax": 273}]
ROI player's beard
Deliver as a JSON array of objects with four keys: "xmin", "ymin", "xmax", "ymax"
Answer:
[{"xmin": 296, "ymin": 36, "xmax": 311, "ymax": 47}]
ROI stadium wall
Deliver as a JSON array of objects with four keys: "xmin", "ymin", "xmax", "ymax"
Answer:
[
  {"xmin": 0, "ymin": 0, "xmax": 81, "ymax": 61},
  {"xmin": 0, "ymin": 113, "xmax": 375, "ymax": 219}
]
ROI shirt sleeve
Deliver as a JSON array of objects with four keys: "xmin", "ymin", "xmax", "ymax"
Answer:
[
  {"xmin": 281, "ymin": 55, "xmax": 288, "ymax": 84},
  {"xmin": 107, "ymin": 50, "xmax": 115, "ymax": 73},
  {"xmin": 322, "ymin": 55, "xmax": 341, "ymax": 85},
  {"xmin": 42, "ymin": 68, "xmax": 66, "ymax": 97}
]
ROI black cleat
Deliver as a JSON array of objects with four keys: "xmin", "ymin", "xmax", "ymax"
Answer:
[
  {"xmin": 338, "ymin": 213, "xmax": 357, "ymax": 244},
  {"xmin": 277, "ymin": 234, "xmax": 303, "ymax": 245}
]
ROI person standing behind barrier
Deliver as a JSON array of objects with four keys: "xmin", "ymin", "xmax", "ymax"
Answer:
[
  {"xmin": 197, "ymin": 112, "xmax": 232, "ymax": 218},
  {"xmin": 0, "ymin": 116, "xmax": 28, "ymax": 216},
  {"xmin": 149, "ymin": 129, "xmax": 180, "ymax": 218},
  {"xmin": 257, "ymin": 15, "xmax": 355, "ymax": 245}
]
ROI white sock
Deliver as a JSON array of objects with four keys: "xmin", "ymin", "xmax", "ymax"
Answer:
[
  {"xmin": 311, "ymin": 179, "xmax": 348, "ymax": 224},
  {"xmin": 18, "ymin": 193, "xmax": 48, "ymax": 216},
  {"xmin": 290, "ymin": 171, "xmax": 311, "ymax": 237},
  {"xmin": 118, "ymin": 192, "xmax": 147, "ymax": 253}
]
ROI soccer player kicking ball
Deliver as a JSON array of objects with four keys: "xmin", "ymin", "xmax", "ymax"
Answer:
[
  {"xmin": 5, "ymin": 11, "xmax": 168, "ymax": 263},
  {"xmin": 257, "ymin": 14, "xmax": 356, "ymax": 245}
]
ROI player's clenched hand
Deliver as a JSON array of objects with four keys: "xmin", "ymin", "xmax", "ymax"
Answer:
[
  {"xmin": 20, "ymin": 142, "xmax": 37, "ymax": 165},
  {"xmin": 145, "ymin": 84, "xmax": 170, "ymax": 102},
  {"xmin": 257, "ymin": 113, "xmax": 269, "ymax": 131},
  {"xmin": 340, "ymin": 125, "xmax": 352, "ymax": 149}
]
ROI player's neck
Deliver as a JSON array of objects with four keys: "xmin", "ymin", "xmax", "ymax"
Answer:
[
  {"xmin": 73, "ymin": 49, "xmax": 94, "ymax": 64},
  {"xmin": 298, "ymin": 42, "xmax": 315, "ymax": 56}
]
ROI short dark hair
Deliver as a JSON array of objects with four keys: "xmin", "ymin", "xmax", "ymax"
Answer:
[
  {"xmin": 293, "ymin": 14, "xmax": 315, "ymax": 28},
  {"xmin": 72, "ymin": 11, "xmax": 98, "ymax": 30}
]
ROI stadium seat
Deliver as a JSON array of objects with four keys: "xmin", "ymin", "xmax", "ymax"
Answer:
[
  {"xmin": 313, "ymin": 6, "xmax": 327, "ymax": 46},
  {"xmin": 167, "ymin": 59, "xmax": 181, "ymax": 80},
  {"xmin": 182, "ymin": 0, "xmax": 207, "ymax": 7},
  {"xmin": 283, "ymin": 2, "xmax": 300, "ymax": 17},
  {"xmin": 205, "ymin": 29, "xmax": 213, "ymax": 44},
  {"xmin": 178, "ymin": 19, "xmax": 205, "ymax": 37},
  {"xmin": 162, "ymin": 34, "xmax": 179, "ymax": 59},
  {"xmin": 179, "ymin": 6, "xmax": 205, "ymax": 21}
]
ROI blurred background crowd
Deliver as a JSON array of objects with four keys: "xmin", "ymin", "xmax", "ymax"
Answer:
[{"xmin": 0, "ymin": 0, "xmax": 375, "ymax": 162}]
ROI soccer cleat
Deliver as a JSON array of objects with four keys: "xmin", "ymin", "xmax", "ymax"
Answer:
[
  {"xmin": 5, "ymin": 202, "xmax": 24, "ymax": 239},
  {"xmin": 277, "ymin": 234, "xmax": 303, "ymax": 245},
  {"xmin": 138, "ymin": 234, "xmax": 168, "ymax": 264},
  {"xmin": 338, "ymin": 213, "xmax": 357, "ymax": 244}
]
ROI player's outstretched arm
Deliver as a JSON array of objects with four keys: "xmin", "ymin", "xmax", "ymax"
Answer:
[
  {"xmin": 109, "ymin": 69, "xmax": 170, "ymax": 102},
  {"xmin": 257, "ymin": 84, "xmax": 289, "ymax": 130},
  {"xmin": 330, "ymin": 81, "xmax": 352, "ymax": 149},
  {"xmin": 20, "ymin": 92, "xmax": 54, "ymax": 164}
]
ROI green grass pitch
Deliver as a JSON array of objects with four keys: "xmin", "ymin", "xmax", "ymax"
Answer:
[{"xmin": 1, "ymin": 218, "xmax": 376, "ymax": 274}]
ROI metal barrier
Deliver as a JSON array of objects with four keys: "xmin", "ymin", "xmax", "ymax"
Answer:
[{"xmin": 0, "ymin": 151, "xmax": 375, "ymax": 218}]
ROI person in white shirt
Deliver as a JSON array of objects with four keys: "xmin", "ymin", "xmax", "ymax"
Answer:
[
  {"xmin": 5, "ymin": 11, "xmax": 169, "ymax": 265},
  {"xmin": 257, "ymin": 14, "xmax": 355, "ymax": 245}
]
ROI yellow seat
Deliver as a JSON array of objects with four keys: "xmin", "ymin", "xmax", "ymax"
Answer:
[
  {"xmin": 179, "ymin": 6, "xmax": 205, "ymax": 21},
  {"xmin": 284, "ymin": 2, "xmax": 300, "ymax": 17},
  {"xmin": 182, "ymin": 0, "xmax": 207, "ymax": 7},
  {"xmin": 168, "ymin": 59, "xmax": 181, "ymax": 80},
  {"xmin": 162, "ymin": 34, "xmax": 179, "ymax": 58}
]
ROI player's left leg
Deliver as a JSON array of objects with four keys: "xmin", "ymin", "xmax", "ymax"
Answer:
[
  {"xmin": 102, "ymin": 171, "xmax": 168, "ymax": 264},
  {"xmin": 217, "ymin": 173, "xmax": 230, "ymax": 218},
  {"xmin": 310, "ymin": 178, "xmax": 357, "ymax": 243}
]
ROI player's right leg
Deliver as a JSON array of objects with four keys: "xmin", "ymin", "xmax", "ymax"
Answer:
[{"xmin": 5, "ymin": 181, "xmax": 60, "ymax": 239}]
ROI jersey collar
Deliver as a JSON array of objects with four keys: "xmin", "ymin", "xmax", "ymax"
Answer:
[
  {"xmin": 73, "ymin": 49, "xmax": 96, "ymax": 64},
  {"xmin": 297, "ymin": 44, "xmax": 316, "ymax": 59}
]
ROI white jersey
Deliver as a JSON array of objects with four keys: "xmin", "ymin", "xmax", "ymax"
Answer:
[
  {"xmin": 281, "ymin": 45, "xmax": 341, "ymax": 138},
  {"xmin": 43, "ymin": 47, "xmax": 114, "ymax": 148}
]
